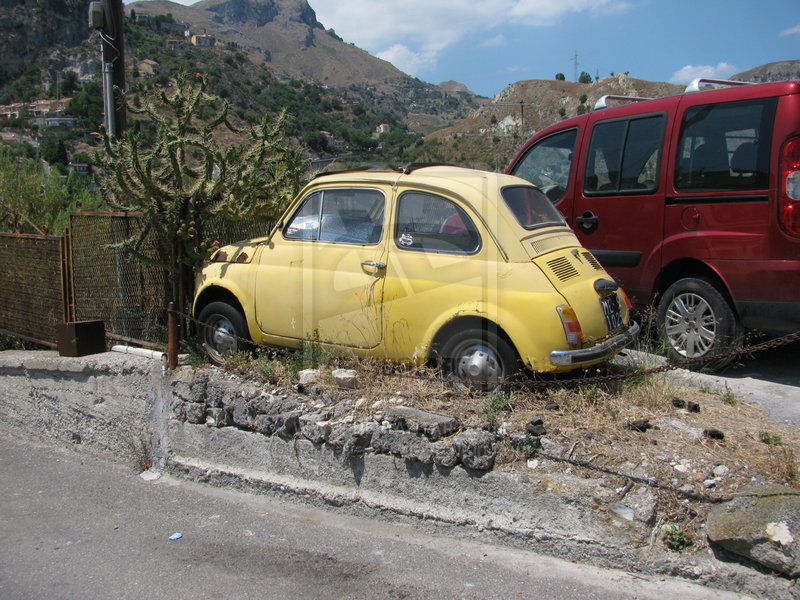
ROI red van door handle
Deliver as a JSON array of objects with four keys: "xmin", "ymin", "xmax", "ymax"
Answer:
[{"xmin": 576, "ymin": 211, "xmax": 599, "ymax": 233}]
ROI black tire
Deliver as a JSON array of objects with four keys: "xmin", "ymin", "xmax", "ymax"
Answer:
[
  {"xmin": 197, "ymin": 301, "xmax": 251, "ymax": 365},
  {"xmin": 439, "ymin": 327, "xmax": 523, "ymax": 390},
  {"xmin": 656, "ymin": 277, "xmax": 743, "ymax": 370}
]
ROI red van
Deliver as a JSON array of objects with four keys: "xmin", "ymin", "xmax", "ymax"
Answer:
[{"xmin": 507, "ymin": 79, "xmax": 800, "ymax": 367}]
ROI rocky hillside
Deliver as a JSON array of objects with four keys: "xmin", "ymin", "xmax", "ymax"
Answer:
[
  {"xmin": 0, "ymin": 0, "xmax": 95, "ymax": 101},
  {"xmin": 734, "ymin": 59, "xmax": 800, "ymax": 83},
  {"xmin": 126, "ymin": 0, "xmax": 482, "ymax": 132},
  {"xmin": 417, "ymin": 74, "xmax": 684, "ymax": 171}
]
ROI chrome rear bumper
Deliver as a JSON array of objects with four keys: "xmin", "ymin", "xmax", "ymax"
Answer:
[{"xmin": 549, "ymin": 321, "xmax": 640, "ymax": 367}]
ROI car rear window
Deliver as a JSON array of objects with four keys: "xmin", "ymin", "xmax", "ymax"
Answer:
[{"xmin": 502, "ymin": 185, "xmax": 566, "ymax": 229}]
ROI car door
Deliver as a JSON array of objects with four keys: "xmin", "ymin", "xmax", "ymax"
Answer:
[
  {"xmin": 380, "ymin": 188, "xmax": 486, "ymax": 357},
  {"xmin": 254, "ymin": 186, "xmax": 388, "ymax": 349},
  {"xmin": 569, "ymin": 106, "xmax": 673, "ymax": 305}
]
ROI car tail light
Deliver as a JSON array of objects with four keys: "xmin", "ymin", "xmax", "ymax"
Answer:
[
  {"xmin": 781, "ymin": 137, "xmax": 800, "ymax": 237},
  {"xmin": 556, "ymin": 305, "xmax": 583, "ymax": 346}
]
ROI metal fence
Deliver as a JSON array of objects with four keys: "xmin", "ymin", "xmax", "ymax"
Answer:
[
  {"xmin": 1, "ymin": 212, "xmax": 272, "ymax": 348},
  {"xmin": 0, "ymin": 233, "xmax": 67, "ymax": 346}
]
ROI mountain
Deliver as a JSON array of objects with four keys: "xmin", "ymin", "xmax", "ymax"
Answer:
[
  {"xmin": 128, "ymin": 0, "xmax": 410, "ymax": 91},
  {"xmin": 733, "ymin": 60, "xmax": 800, "ymax": 83}
]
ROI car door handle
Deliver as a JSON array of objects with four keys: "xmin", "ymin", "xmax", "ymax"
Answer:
[
  {"xmin": 361, "ymin": 261, "xmax": 386, "ymax": 273},
  {"xmin": 575, "ymin": 211, "xmax": 599, "ymax": 233}
]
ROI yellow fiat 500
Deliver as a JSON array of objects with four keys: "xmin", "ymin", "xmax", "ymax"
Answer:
[{"xmin": 193, "ymin": 165, "xmax": 639, "ymax": 386}]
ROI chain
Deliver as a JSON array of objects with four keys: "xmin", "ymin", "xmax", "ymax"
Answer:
[{"xmin": 174, "ymin": 307, "xmax": 800, "ymax": 392}]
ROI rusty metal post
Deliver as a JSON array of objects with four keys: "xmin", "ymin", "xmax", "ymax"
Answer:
[{"xmin": 167, "ymin": 302, "xmax": 178, "ymax": 370}]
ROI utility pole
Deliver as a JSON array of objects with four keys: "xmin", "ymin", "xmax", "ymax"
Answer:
[
  {"xmin": 573, "ymin": 51, "xmax": 579, "ymax": 83},
  {"xmin": 89, "ymin": 0, "xmax": 126, "ymax": 138}
]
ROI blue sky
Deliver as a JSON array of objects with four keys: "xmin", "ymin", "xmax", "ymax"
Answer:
[{"xmin": 134, "ymin": 0, "xmax": 799, "ymax": 97}]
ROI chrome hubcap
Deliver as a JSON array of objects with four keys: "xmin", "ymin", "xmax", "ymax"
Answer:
[
  {"xmin": 664, "ymin": 292, "xmax": 717, "ymax": 357},
  {"xmin": 456, "ymin": 344, "xmax": 501, "ymax": 383},
  {"xmin": 207, "ymin": 316, "xmax": 237, "ymax": 356}
]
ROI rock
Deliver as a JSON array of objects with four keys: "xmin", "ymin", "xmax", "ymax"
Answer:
[
  {"xmin": 383, "ymin": 406, "xmax": 460, "ymax": 441},
  {"xmin": 299, "ymin": 411, "xmax": 332, "ymax": 444},
  {"xmin": 704, "ymin": 428, "xmax": 725, "ymax": 440},
  {"xmin": 545, "ymin": 402, "xmax": 560, "ymax": 411},
  {"xmin": 431, "ymin": 440, "xmax": 459, "ymax": 468},
  {"xmin": 330, "ymin": 422, "xmax": 378, "ymax": 458},
  {"xmin": 625, "ymin": 419, "xmax": 653, "ymax": 432},
  {"xmin": 671, "ymin": 397, "xmax": 686, "ymax": 409},
  {"xmin": 185, "ymin": 402, "xmax": 206, "ymax": 424},
  {"xmin": 298, "ymin": 369, "xmax": 320, "ymax": 385},
  {"xmin": 706, "ymin": 483, "xmax": 800, "ymax": 577},
  {"xmin": 205, "ymin": 407, "xmax": 230, "ymax": 428},
  {"xmin": 254, "ymin": 410, "xmax": 301, "ymax": 438},
  {"xmin": 525, "ymin": 418, "xmax": 547, "ymax": 437},
  {"xmin": 331, "ymin": 368, "xmax": 360, "ymax": 389},
  {"xmin": 539, "ymin": 437, "xmax": 563, "ymax": 458},
  {"xmin": 452, "ymin": 429, "xmax": 496, "ymax": 471},
  {"xmin": 713, "ymin": 464, "xmax": 730, "ymax": 478},
  {"xmin": 371, "ymin": 429, "xmax": 433, "ymax": 464}
]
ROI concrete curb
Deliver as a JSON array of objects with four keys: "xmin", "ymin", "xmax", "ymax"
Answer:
[{"xmin": 0, "ymin": 349, "xmax": 796, "ymax": 600}]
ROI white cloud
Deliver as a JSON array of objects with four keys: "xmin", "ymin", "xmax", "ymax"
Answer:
[
  {"xmin": 669, "ymin": 63, "xmax": 739, "ymax": 84},
  {"xmin": 311, "ymin": 0, "xmax": 633, "ymax": 75},
  {"xmin": 376, "ymin": 45, "xmax": 437, "ymax": 76},
  {"xmin": 506, "ymin": 65, "xmax": 528, "ymax": 73},
  {"xmin": 780, "ymin": 24, "xmax": 800, "ymax": 36},
  {"xmin": 481, "ymin": 34, "xmax": 508, "ymax": 48}
]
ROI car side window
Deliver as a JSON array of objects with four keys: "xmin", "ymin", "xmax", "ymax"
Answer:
[
  {"xmin": 510, "ymin": 129, "xmax": 577, "ymax": 203},
  {"xmin": 284, "ymin": 189, "xmax": 384, "ymax": 245},
  {"xmin": 395, "ymin": 192, "xmax": 481, "ymax": 255},
  {"xmin": 674, "ymin": 98, "xmax": 776, "ymax": 192},
  {"xmin": 584, "ymin": 114, "xmax": 665, "ymax": 195}
]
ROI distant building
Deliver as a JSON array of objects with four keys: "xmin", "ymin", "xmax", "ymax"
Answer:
[
  {"xmin": 137, "ymin": 59, "xmax": 160, "ymax": 77},
  {"xmin": 191, "ymin": 34, "xmax": 216, "ymax": 48},
  {"xmin": 43, "ymin": 117, "xmax": 75, "ymax": 128},
  {"xmin": 69, "ymin": 162, "xmax": 91, "ymax": 175},
  {"xmin": 165, "ymin": 39, "xmax": 183, "ymax": 52},
  {"xmin": 376, "ymin": 123, "xmax": 391, "ymax": 135}
]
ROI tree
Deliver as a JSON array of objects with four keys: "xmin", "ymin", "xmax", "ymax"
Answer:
[
  {"xmin": 555, "ymin": 73, "xmax": 566, "ymax": 81},
  {"xmin": 97, "ymin": 71, "xmax": 306, "ymax": 324},
  {"xmin": 578, "ymin": 71, "xmax": 593, "ymax": 84}
]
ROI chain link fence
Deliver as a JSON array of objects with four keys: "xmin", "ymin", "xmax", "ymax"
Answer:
[
  {"xmin": 0, "ymin": 233, "xmax": 67, "ymax": 346},
  {"xmin": 1, "ymin": 212, "xmax": 272, "ymax": 348}
]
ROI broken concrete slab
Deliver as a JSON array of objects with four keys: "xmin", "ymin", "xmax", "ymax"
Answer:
[{"xmin": 706, "ymin": 483, "xmax": 800, "ymax": 578}]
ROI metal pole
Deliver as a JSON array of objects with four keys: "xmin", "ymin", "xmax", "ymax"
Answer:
[{"xmin": 167, "ymin": 302, "xmax": 178, "ymax": 370}]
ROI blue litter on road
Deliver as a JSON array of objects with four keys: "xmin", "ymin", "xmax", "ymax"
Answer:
[{"xmin": 168, "ymin": 533, "xmax": 183, "ymax": 541}]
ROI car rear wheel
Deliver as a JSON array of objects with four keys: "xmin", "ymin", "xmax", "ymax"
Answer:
[
  {"xmin": 197, "ymin": 301, "xmax": 251, "ymax": 365},
  {"xmin": 439, "ymin": 328, "xmax": 522, "ymax": 390},
  {"xmin": 656, "ymin": 277, "xmax": 743, "ymax": 370}
]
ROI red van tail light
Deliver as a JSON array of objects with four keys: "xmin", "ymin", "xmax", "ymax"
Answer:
[{"xmin": 781, "ymin": 137, "xmax": 800, "ymax": 236}]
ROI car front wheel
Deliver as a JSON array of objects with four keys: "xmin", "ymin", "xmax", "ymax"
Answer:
[
  {"xmin": 197, "ymin": 301, "xmax": 251, "ymax": 365},
  {"xmin": 439, "ymin": 328, "xmax": 522, "ymax": 390},
  {"xmin": 656, "ymin": 277, "xmax": 743, "ymax": 370}
]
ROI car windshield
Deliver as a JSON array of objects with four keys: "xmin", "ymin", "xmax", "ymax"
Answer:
[{"xmin": 502, "ymin": 185, "xmax": 566, "ymax": 229}]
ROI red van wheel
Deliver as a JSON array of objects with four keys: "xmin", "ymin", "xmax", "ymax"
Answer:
[{"xmin": 656, "ymin": 278, "xmax": 743, "ymax": 370}]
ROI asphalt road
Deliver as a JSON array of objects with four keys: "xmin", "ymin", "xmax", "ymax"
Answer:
[{"xmin": 0, "ymin": 434, "xmax": 749, "ymax": 600}]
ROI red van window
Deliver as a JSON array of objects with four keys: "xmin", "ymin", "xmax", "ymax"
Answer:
[
  {"xmin": 509, "ymin": 128, "xmax": 577, "ymax": 203},
  {"xmin": 674, "ymin": 98, "xmax": 776, "ymax": 192},
  {"xmin": 584, "ymin": 114, "xmax": 665, "ymax": 195}
]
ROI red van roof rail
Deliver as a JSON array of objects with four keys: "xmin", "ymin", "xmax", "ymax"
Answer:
[
  {"xmin": 593, "ymin": 94, "xmax": 654, "ymax": 110},
  {"xmin": 684, "ymin": 78, "xmax": 755, "ymax": 93}
]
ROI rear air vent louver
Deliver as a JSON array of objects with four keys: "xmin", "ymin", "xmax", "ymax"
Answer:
[
  {"xmin": 582, "ymin": 251, "xmax": 603, "ymax": 270},
  {"xmin": 547, "ymin": 256, "xmax": 578, "ymax": 281}
]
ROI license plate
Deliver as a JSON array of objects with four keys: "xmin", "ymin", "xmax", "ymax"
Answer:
[{"xmin": 600, "ymin": 294, "xmax": 623, "ymax": 332}]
